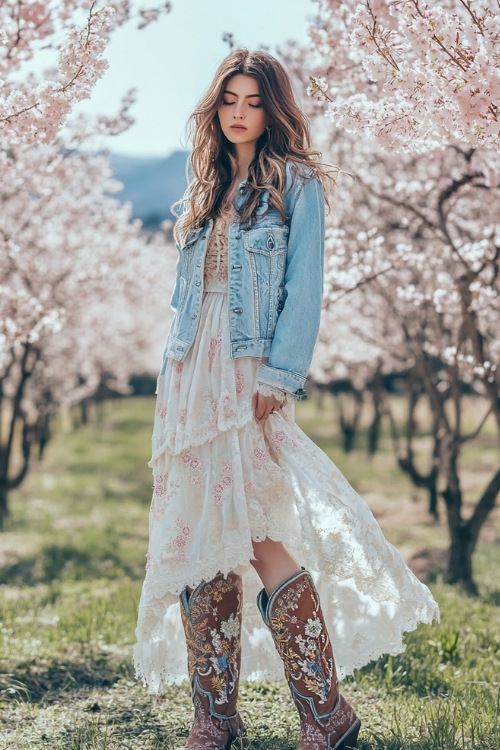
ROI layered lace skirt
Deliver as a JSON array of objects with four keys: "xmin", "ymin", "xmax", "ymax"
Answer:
[{"xmin": 134, "ymin": 287, "xmax": 439, "ymax": 693}]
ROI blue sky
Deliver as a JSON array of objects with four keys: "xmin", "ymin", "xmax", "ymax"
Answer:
[{"xmin": 70, "ymin": 0, "xmax": 316, "ymax": 157}]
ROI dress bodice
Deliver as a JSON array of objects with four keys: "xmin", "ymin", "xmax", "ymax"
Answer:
[{"xmin": 203, "ymin": 205, "xmax": 233, "ymax": 292}]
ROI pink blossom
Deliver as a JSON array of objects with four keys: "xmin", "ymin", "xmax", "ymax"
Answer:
[
  {"xmin": 309, "ymin": 0, "xmax": 500, "ymax": 151},
  {"xmin": 253, "ymin": 447, "xmax": 269, "ymax": 460},
  {"xmin": 154, "ymin": 473, "xmax": 167, "ymax": 496},
  {"xmin": 235, "ymin": 369, "xmax": 245, "ymax": 395},
  {"xmin": 208, "ymin": 329, "xmax": 222, "ymax": 371},
  {"xmin": 273, "ymin": 431, "xmax": 287, "ymax": 442}
]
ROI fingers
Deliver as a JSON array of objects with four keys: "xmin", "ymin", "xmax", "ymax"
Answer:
[{"xmin": 254, "ymin": 392, "xmax": 281, "ymax": 420}]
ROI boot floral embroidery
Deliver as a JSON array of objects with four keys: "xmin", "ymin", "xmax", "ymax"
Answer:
[
  {"xmin": 260, "ymin": 571, "xmax": 360, "ymax": 747},
  {"xmin": 181, "ymin": 574, "xmax": 242, "ymax": 709},
  {"xmin": 221, "ymin": 613, "xmax": 240, "ymax": 640},
  {"xmin": 270, "ymin": 576, "xmax": 334, "ymax": 705},
  {"xmin": 304, "ymin": 618, "xmax": 322, "ymax": 638}
]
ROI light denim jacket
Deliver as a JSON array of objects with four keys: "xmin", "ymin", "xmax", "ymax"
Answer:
[{"xmin": 162, "ymin": 164, "xmax": 325, "ymax": 400}]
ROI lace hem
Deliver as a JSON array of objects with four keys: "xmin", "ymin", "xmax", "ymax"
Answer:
[
  {"xmin": 150, "ymin": 401, "xmax": 258, "ymax": 461},
  {"xmin": 134, "ymin": 546, "xmax": 439, "ymax": 693},
  {"xmin": 151, "ymin": 386, "xmax": 295, "ymax": 460}
]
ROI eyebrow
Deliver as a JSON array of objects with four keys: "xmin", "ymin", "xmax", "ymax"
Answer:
[{"xmin": 223, "ymin": 89, "xmax": 261, "ymax": 98}]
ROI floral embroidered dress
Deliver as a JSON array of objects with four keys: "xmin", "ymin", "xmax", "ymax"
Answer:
[{"xmin": 134, "ymin": 206, "xmax": 439, "ymax": 693}]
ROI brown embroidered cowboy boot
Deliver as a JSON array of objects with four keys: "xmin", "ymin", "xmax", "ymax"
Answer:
[
  {"xmin": 257, "ymin": 570, "xmax": 360, "ymax": 750},
  {"xmin": 178, "ymin": 572, "xmax": 244, "ymax": 750}
]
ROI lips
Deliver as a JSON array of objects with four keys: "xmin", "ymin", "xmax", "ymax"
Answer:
[{"xmin": 230, "ymin": 125, "xmax": 247, "ymax": 131}]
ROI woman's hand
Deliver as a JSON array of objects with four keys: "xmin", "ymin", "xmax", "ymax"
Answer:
[{"xmin": 252, "ymin": 391, "xmax": 282, "ymax": 420}]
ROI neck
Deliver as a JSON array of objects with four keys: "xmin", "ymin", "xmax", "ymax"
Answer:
[{"xmin": 233, "ymin": 142, "xmax": 256, "ymax": 183}]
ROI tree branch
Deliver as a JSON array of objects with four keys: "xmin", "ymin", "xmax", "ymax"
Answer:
[{"xmin": 467, "ymin": 468, "xmax": 500, "ymax": 548}]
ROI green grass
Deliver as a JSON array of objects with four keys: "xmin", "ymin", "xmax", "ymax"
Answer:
[{"xmin": 0, "ymin": 395, "xmax": 499, "ymax": 749}]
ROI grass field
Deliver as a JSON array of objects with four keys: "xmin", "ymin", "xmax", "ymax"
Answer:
[{"xmin": 1, "ymin": 395, "xmax": 499, "ymax": 749}]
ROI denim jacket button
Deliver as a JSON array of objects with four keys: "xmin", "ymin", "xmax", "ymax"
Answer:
[
  {"xmin": 191, "ymin": 313, "xmax": 198, "ymax": 319},
  {"xmin": 195, "ymin": 281, "xmax": 201, "ymax": 286},
  {"xmin": 235, "ymin": 233, "xmax": 241, "ymax": 239},
  {"xmin": 233, "ymin": 308, "xmax": 243, "ymax": 314}
]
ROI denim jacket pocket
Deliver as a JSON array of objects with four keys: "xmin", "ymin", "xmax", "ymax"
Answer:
[{"xmin": 243, "ymin": 225, "xmax": 288, "ymax": 254}]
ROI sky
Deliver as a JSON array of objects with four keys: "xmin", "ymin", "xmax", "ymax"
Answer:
[{"xmin": 70, "ymin": 0, "xmax": 317, "ymax": 158}]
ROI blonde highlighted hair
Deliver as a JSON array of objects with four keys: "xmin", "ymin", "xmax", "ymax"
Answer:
[{"xmin": 173, "ymin": 49, "xmax": 335, "ymax": 247}]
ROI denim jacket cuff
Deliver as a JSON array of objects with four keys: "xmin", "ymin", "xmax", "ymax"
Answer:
[{"xmin": 257, "ymin": 364, "xmax": 307, "ymax": 401}]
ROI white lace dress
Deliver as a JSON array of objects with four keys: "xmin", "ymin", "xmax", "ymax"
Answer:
[{"xmin": 134, "ymin": 208, "xmax": 439, "ymax": 693}]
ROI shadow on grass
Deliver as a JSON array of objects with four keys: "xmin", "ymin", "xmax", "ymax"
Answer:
[
  {"xmin": 484, "ymin": 589, "xmax": 500, "ymax": 606},
  {"xmin": 1, "ymin": 652, "xmax": 132, "ymax": 704},
  {"xmin": 407, "ymin": 546, "xmax": 448, "ymax": 584},
  {"xmin": 0, "ymin": 542, "xmax": 137, "ymax": 586},
  {"xmin": 53, "ymin": 721, "xmax": 299, "ymax": 750}
]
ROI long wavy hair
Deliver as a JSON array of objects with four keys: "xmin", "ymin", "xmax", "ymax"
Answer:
[{"xmin": 173, "ymin": 49, "xmax": 335, "ymax": 246}]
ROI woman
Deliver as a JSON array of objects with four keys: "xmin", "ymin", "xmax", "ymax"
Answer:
[{"xmin": 134, "ymin": 49, "xmax": 439, "ymax": 750}]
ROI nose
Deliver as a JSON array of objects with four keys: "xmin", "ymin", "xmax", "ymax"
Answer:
[{"xmin": 233, "ymin": 102, "xmax": 245, "ymax": 119}]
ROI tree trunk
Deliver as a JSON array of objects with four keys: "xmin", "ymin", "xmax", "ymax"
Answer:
[
  {"xmin": 0, "ymin": 485, "xmax": 8, "ymax": 530},
  {"xmin": 38, "ymin": 413, "xmax": 51, "ymax": 460},
  {"xmin": 0, "ymin": 344, "xmax": 38, "ymax": 528},
  {"xmin": 446, "ymin": 520, "xmax": 477, "ymax": 594},
  {"xmin": 367, "ymin": 366, "xmax": 384, "ymax": 456},
  {"xmin": 338, "ymin": 389, "xmax": 363, "ymax": 453},
  {"xmin": 80, "ymin": 398, "xmax": 88, "ymax": 425},
  {"xmin": 445, "ymin": 467, "xmax": 500, "ymax": 592},
  {"xmin": 428, "ymin": 481, "xmax": 439, "ymax": 520},
  {"xmin": 382, "ymin": 378, "xmax": 441, "ymax": 519}
]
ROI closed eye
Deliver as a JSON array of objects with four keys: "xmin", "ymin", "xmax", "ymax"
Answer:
[{"xmin": 221, "ymin": 98, "xmax": 262, "ymax": 107}]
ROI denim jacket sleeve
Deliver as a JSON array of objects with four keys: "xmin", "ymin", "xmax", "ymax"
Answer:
[
  {"xmin": 170, "ymin": 256, "xmax": 181, "ymax": 312},
  {"xmin": 256, "ymin": 174, "xmax": 325, "ymax": 399}
]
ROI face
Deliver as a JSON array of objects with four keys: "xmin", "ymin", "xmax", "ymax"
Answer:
[{"xmin": 217, "ymin": 74, "xmax": 268, "ymax": 151}]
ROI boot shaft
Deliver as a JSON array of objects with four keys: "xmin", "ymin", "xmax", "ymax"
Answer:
[
  {"xmin": 258, "ymin": 570, "xmax": 361, "ymax": 749},
  {"xmin": 180, "ymin": 572, "xmax": 243, "ymax": 719},
  {"xmin": 257, "ymin": 569, "xmax": 338, "ymax": 717}
]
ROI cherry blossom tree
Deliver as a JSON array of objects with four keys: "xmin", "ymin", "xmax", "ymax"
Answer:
[
  {"xmin": 300, "ymin": 1, "xmax": 500, "ymax": 591},
  {"xmin": 318, "ymin": 135, "xmax": 499, "ymax": 534},
  {"xmin": 0, "ymin": 1, "xmax": 173, "ymax": 526},
  {"xmin": 308, "ymin": 0, "xmax": 500, "ymax": 152},
  {"xmin": 0, "ymin": 138, "xmax": 175, "ymax": 527},
  {"xmin": 0, "ymin": 1, "xmax": 171, "ymax": 146}
]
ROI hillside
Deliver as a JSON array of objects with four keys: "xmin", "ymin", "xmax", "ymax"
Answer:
[{"xmin": 109, "ymin": 150, "xmax": 188, "ymax": 229}]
